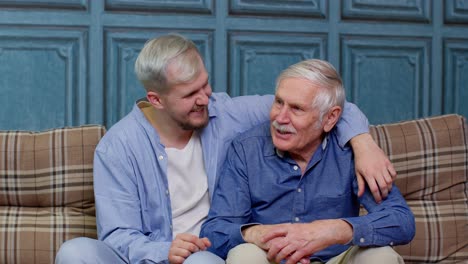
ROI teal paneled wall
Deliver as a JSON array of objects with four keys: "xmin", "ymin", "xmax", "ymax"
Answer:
[{"xmin": 0, "ymin": 0, "xmax": 467, "ymax": 130}]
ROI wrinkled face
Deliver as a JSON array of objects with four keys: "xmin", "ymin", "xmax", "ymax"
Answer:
[
  {"xmin": 270, "ymin": 77, "xmax": 325, "ymax": 158},
  {"xmin": 162, "ymin": 55, "xmax": 212, "ymax": 130}
]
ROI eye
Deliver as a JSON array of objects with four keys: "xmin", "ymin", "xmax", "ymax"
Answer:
[
  {"xmin": 291, "ymin": 105, "xmax": 305, "ymax": 115},
  {"xmin": 274, "ymin": 98, "xmax": 283, "ymax": 106}
]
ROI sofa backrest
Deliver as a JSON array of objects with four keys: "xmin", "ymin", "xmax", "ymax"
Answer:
[
  {"xmin": 369, "ymin": 114, "xmax": 468, "ymax": 263},
  {"xmin": 0, "ymin": 125, "xmax": 105, "ymax": 263}
]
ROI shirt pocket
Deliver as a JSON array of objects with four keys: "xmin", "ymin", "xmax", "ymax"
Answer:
[{"xmin": 310, "ymin": 191, "xmax": 356, "ymax": 220}]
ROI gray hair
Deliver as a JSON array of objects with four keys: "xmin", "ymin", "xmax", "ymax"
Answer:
[
  {"xmin": 276, "ymin": 59, "xmax": 345, "ymax": 120},
  {"xmin": 135, "ymin": 33, "xmax": 201, "ymax": 93}
]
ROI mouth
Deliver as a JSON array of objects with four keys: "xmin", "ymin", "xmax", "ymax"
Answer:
[{"xmin": 191, "ymin": 107, "xmax": 206, "ymax": 114}]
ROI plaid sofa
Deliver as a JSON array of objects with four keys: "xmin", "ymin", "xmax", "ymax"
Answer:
[
  {"xmin": 369, "ymin": 114, "xmax": 468, "ymax": 263},
  {"xmin": 0, "ymin": 115, "xmax": 466, "ymax": 263},
  {"xmin": 0, "ymin": 125, "xmax": 105, "ymax": 263}
]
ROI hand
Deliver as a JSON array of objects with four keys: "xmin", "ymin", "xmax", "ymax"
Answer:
[
  {"xmin": 350, "ymin": 133, "xmax": 397, "ymax": 203},
  {"xmin": 242, "ymin": 224, "xmax": 277, "ymax": 250},
  {"xmin": 243, "ymin": 225, "xmax": 310, "ymax": 264},
  {"xmin": 168, "ymin": 233, "xmax": 211, "ymax": 264},
  {"xmin": 262, "ymin": 220, "xmax": 353, "ymax": 264}
]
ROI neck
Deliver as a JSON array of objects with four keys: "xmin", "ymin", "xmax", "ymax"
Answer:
[{"xmin": 289, "ymin": 139, "xmax": 322, "ymax": 174}]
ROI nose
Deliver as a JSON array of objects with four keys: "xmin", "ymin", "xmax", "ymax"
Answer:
[
  {"xmin": 196, "ymin": 85, "xmax": 211, "ymax": 106},
  {"xmin": 275, "ymin": 105, "xmax": 290, "ymax": 124}
]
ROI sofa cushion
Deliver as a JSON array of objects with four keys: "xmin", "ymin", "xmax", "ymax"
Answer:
[
  {"xmin": 369, "ymin": 114, "xmax": 468, "ymax": 263},
  {"xmin": 0, "ymin": 125, "xmax": 105, "ymax": 264}
]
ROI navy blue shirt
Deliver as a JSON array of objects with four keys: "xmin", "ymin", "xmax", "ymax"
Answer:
[{"xmin": 200, "ymin": 122, "xmax": 415, "ymax": 261}]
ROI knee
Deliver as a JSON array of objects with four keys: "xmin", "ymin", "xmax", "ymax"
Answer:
[
  {"xmin": 226, "ymin": 243, "xmax": 270, "ymax": 264},
  {"xmin": 184, "ymin": 251, "xmax": 224, "ymax": 264},
  {"xmin": 354, "ymin": 246, "xmax": 403, "ymax": 264},
  {"xmin": 55, "ymin": 237, "xmax": 99, "ymax": 264}
]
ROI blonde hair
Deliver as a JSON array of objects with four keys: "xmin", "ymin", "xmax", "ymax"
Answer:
[{"xmin": 135, "ymin": 33, "xmax": 202, "ymax": 93}]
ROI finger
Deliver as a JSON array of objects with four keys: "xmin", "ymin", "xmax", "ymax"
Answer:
[
  {"xmin": 168, "ymin": 247, "xmax": 191, "ymax": 263},
  {"xmin": 266, "ymin": 238, "xmax": 288, "ymax": 260},
  {"xmin": 286, "ymin": 247, "xmax": 314, "ymax": 264},
  {"xmin": 356, "ymin": 172, "xmax": 365, "ymax": 197},
  {"xmin": 375, "ymin": 172, "xmax": 389, "ymax": 199},
  {"xmin": 274, "ymin": 244, "xmax": 297, "ymax": 263},
  {"xmin": 175, "ymin": 234, "xmax": 206, "ymax": 252},
  {"xmin": 262, "ymin": 227, "xmax": 287, "ymax": 243},
  {"xmin": 167, "ymin": 254, "xmax": 185, "ymax": 264},
  {"xmin": 200, "ymin": 237, "xmax": 211, "ymax": 249},
  {"xmin": 388, "ymin": 164, "xmax": 397, "ymax": 186},
  {"xmin": 366, "ymin": 177, "xmax": 382, "ymax": 203},
  {"xmin": 190, "ymin": 238, "xmax": 208, "ymax": 251},
  {"xmin": 175, "ymin": 240, "xmax": 202, "ymax": 253}
]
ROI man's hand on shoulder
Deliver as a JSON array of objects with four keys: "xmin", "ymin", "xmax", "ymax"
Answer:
[
  {"xmin": 168, "ymin": 233, "xmax": 211, "ymax": 264},
  {"xmin": 350, "ymin": 133, "xmax": 397, "ymax": 203}
]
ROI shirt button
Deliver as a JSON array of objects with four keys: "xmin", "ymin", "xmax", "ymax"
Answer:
[
  {"xmin": 360, "ymin": 238, "xmax": 365, "ymax": 243},
  {"xmin": 294, "ymin": 217, "xmax": 300, "ymax": 222},
  {"xmin": 297, "ymin": 188, "xmax": 302, "ymax": 193},
  {"xmin": 158, "ymin": 155, "xmax": 164, "ymax": 160},
  {"xmin": 166, "ymin": 190, "xmax": 169, "ymax": 195},
  {"xmin": 293, "ymin": 165, "xmax": 299, "ymax": 171},
  {"xmin": 390, "ymin": 242, "xmax": 394, "ymax": 246}
]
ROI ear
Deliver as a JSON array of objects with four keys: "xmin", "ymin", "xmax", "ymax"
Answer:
[
  {"xmin": 146, "ymin": 91, "xmax": 165, "ymax": 109},
  {"xmin": 323, "ymin": 106, "xmax": 342, "ymax": 133}
]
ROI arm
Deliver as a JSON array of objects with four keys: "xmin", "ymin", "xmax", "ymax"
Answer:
[
  {"xmin": 342, "ymin": 180, "xmax": 415, "ymax": 247},
  {"xmin": 338, "ymin": 101, "xmax": 397, "ymax": 202},
  {"xmin": 260, "ymin": 183, "xmax": 414, "ymax": 264},
  {"xmin": 199, "ymin": 141, "xmax": 253, "ymax": 259},
  {"xmin": 94, "ymin": 145, "xmax": 171, "ymax": 263}
]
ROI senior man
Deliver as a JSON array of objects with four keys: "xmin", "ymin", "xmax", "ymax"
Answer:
[{"xmin": 200, "ymin": 59, "xmax": 415, "ymax": 264}]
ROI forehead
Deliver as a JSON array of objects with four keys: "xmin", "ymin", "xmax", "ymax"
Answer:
[
  {"xmin": 276, "ymin": 77, "xmax": 320, "ymax": 103},
  {"xmin": 167, "ymin": 65, "xmax": 208, "ymax": 95}
]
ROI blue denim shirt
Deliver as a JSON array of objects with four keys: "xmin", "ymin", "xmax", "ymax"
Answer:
[
  {"xmin": 93, "ymin": 93, "xmax": 370, "ymax": 263},
  {"xmin": 200, "ymin": 122, "xmax": 415, "ymax": 262}
]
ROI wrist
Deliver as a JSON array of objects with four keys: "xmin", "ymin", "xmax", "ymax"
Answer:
[{"xmin": 349, "ymin": 133, "xmax": 373, "ymax": 150}]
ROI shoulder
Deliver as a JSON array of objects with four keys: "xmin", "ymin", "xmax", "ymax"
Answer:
[
  {"xmin": 97, "ymin": 106, "xmax": 149, "ymax": 153},
  {"xmin": 230, "ymin": 122, "xmax": 274, "ymax": 154}
]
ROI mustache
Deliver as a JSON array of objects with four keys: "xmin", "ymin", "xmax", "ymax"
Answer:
[
  {"xmin": 191, "ymin": 105, "xmax": 207, "ymax": 112},
  {"xmin": 271, "ymin": 120, "xmax": 297, "ymax": 134}
]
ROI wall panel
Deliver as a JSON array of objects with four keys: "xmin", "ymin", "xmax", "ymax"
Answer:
[
  {"xmin": 229, "ymin": 32, "xmax": 326, "ymax": 96},
  {"xmin": 342, "ymin": 0, "xmax": 431, "ymax": 22},
  {"xmin": 0, "ymin": 0, "xmax": 467, "ymax": 130},
  {"xmin": 229, "ymin": 0, "xmax": 326, "ymax": 18},
  {"xmin": 445, "ymin": 0, "xmax": 468, "ymax": 24},
  {"xmin": 0, "ymin": 27, "xmax": 87, "ymax": 130},
  {"xmin": 444, "ymin": 39, "xmax": 468, "ymax": 118},
  {"xmin": 0, "ymin": 0, "xmax": 88, "ymax": 10},
  {"xmin": 105, "ymin": 0, "xmax": 213, "ymax": 14},
  {"xmin": 342, "ymin": 36, "xmax": 431, "ymax": 124}
]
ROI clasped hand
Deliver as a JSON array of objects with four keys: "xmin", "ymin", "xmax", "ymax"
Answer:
[
  {"xmin": 168, "ymin": 233, "xmax": 211, "ymax": 264},
  {"xmin": 246, "ymin": 220, "xmax": 352, "ymax": 264}
]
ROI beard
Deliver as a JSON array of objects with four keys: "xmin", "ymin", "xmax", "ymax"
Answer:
[{"xmin": 178, "ymin": 107, "xmax": 209, "ymax": 130}]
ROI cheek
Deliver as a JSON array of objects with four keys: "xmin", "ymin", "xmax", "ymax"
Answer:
[{"xmin": 269, "ymin": 109, "xmax": 277, "ymax": 121}]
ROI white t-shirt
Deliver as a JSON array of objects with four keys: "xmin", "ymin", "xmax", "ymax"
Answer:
[{"xmin": 165, "ymin": 132, "xmax": 210, "ymax": 238}]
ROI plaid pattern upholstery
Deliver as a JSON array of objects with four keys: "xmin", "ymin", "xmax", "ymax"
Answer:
[
  {"xmin": 0, "ymin": 125, "xmax": 105, "ymax": 264},
  {"xmin": 369, "ymin": 114, "xmax": 468, "ymax": 263}
]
